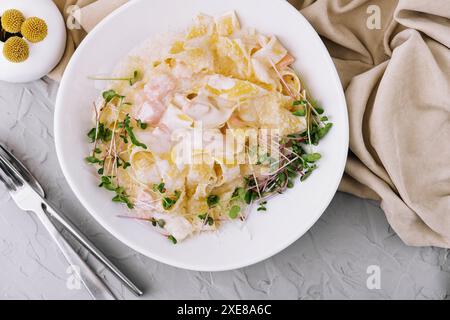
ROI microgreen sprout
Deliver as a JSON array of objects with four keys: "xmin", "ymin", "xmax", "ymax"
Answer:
[
  {"xmin": 153, "ymin": 182, "xmax": 166, "ymax": 193},
  {"xmin": 162, "ymin": 190, "xmax": 181, "ymax": 210},
  {"xmin": 112, "ymin": 187, "xmax": 134, "ymax": 209},
  {"xmin": 148, "ymin": 218, "xmax": 166, "ymax": 228},
  {"xmin": 198, "ymin": 213, "xmax": 214, "ymax": 225},
  {"xmin": 257, "ymin": 202, "xmax": 267, "ymax": 212},
  {"xmin": 102, "ymin": 89, "xmax": 125, "ymax": 104},
  {"xmin": 89, "ymin": 70, "xmax": 142, "ymax": 86},
  {"xmin": 87, "ymin": 123, "xmax": 112, "ymax": 143},
  {"xmin": 85, "ymin": 156, "xmax": 102, "ymax": 165},
  {"xmin": 119, "ymin": 114, "xmax": 147, "ymax": 149},
  {"xmin": 231, "ymin": 187, "xmax": 245, "ymax": 201},
  {"xmin": 207, "ymin": 195, "xmax": 220, "ymax": 208},
  {"xmin": 168, "ymin": 235, "xmax": 177, "ymax": 244},
  {"xmin": 98, "ymin": 176, "xmax": 134, "ymax": 209},
  {"xmin": 136, "ymin": 119, "xmax": 148, "ymax": 130},
  {"xmin": 228, "ymin": 205, "xmax": 241, "ymax": 219}
]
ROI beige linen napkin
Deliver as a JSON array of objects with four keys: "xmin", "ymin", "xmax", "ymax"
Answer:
[
  {"xmin": 49, "ymin": 0, "xmax": 128, "ymax": 80},
  {"xmin": 50, "ymin": 0, "xmax": 450, "ymax": 248},
  {"xmin": 291, "ymin": 0, "xmax": 450, "ymax": 247}
]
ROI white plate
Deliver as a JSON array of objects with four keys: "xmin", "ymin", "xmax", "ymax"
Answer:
[{"xmin": 55, "ymin": 0, "xmax": 348, "ymax": 271}]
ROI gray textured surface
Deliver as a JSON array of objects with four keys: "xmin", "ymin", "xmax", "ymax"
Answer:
[{"xmin": 0, "ymin": 78, "xmax": 449, "ymax": 300}]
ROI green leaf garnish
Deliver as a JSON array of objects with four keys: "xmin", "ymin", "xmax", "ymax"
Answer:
[
  {"xmin": 153, "ymin": 182, "xmax": 166, "ymax": 193},
  {"xmin": 257, "ymin": 202, "xmax": 267, "ymax": 211},
  {"xmin": 149, "ymin": 217, "xmax": 167, "ymax": 228},
  {"xmin": 231, "ymin": 187, "xmax": 246, "ymax": 201},
  {"xmin": 311, "ymin": 99, "xmax": 324, "ymax": 115},
  {"xmin": 301, "ymin": 122, "xmax": 333, "ymax": 145},
  {"xmin": 85, "ymin": 156, "xmax": 102, "ymax": 164},
  {"xmin": 112, "ymin": 187, "xmax": 134, "ymax": 209},
  {"xmin": 301, "ymin": 165, "xmax": 317, "ymax": 182},
  {"xmin": 121, "ymin": 114, "xmax": 147, "ymax": 149},
  {"xmin": 162, "ymin": 197, "xmax": 176, "ymax": 210},
  {"xmin": 99, "ymin": 176, "xmax": 115, "ymax": 191},
  {"xmin": 102, "ymin": 90, "xmax": 124, "ymax": 103},
  {"xmin": 228, "ymin": 205, "xmax": 240, "ymax": 219},
  {"xmin": 123, "ymin": 161, "xmax": 131, "ymax": 169},
  {"xmin": 244, "ymin": 190, "xmax": 258, "ymax": 205},
  {"xmin": 87, "ymin": 123, "xmax": 112, "ymax": 143},
  {"xmin": 168, "ymin": 235, "xmax": 177, "ymax": 244},
  {"xmin": 98, "ymin": 176, "xmax": 134, "ymax": 208},
  {"xmin": 292, "ymin": 109, "xmax": 306, "ymax": 117},
  {"xmin": 302, "ymin": 153, "xmax": 322, "ymax": 163},
  {"xmin": 136, "ymin": 119, "xmax": 148, "ymax": 130},
  {"xmin": 129, "ymin": 70, "xmax": 141, "ymax": 86},
  {"xmin": 317, "ymin": 123, "xmax": 333, "ymax": 139},
  {"xmin": 162, "ymin": 190, "xmax": 181, "ymax": 210},
  {"xmin": 207, "ymin": 195, "xmax": 220, "ymax": 208},
  {"xmin": 119, "ymin": 134, "xmax": 128, "ymax": 144},
  {"xmin": 293, "ymin": 100, "xmax": 307, "ymax": 106},
  {"xmin": 287, "ymin": 180, "xmax": 294, "ymax": 188},
  {"xmin": 198, "ymin": 214, "xmax": 214, "ymax": 225}
]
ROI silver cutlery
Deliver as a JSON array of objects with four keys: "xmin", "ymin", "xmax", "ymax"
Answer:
[{"xmin": 0, "ymin": 143, "xmax": 143, "ymax": 299}]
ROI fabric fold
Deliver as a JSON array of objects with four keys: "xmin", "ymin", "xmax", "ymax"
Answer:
[{"xmin": 294, "ymin": 0, "xmax": 450, "ymax": 247}]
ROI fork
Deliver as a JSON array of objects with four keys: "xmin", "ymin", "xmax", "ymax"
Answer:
[{"xmin": 0, "ymin": 144, "xmax": 143, "ymax": 299}]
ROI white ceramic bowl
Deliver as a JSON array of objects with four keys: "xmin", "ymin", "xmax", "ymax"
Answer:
[
  {"xmin": 0, "ymin": 0, "xmax": 66, "ymax": 83},
  {"xmin": 55, "ymin": 0, "xmax": 348, "ymax": 271}
]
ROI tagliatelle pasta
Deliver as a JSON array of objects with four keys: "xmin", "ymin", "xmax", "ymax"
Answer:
[{"xmin": 85, "ymin": 12, "xmax": 333, "ymax": 243}]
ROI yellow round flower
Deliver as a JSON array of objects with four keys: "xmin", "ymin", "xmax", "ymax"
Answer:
[
  {"xmin": 1, "ymin": 9, "xmax": 25, "ymax": 33},
  {"xmin": 3, "ymin": 36, "xmax": 29, "ymax": 63},
  {"xmin": 21, "ymin": 17, "xmax": 48, "ymax": 43}
]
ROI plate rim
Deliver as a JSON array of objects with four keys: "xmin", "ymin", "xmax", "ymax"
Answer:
[{"xmin": 54, "ymin": 0, "xmax": 349, "ymax": 271}]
